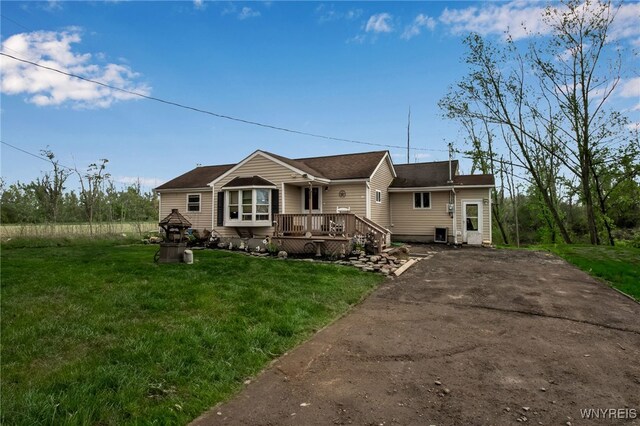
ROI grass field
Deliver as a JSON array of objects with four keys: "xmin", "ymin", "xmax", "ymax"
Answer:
[
  {"xmin": 0, "ymin": 221, "xmax": 158, "ymax": 239},
  {"xmin": 1, "ymin": 238, "xmax": 383, "ymax": 425},
  {"xmin": 538, "ymin": 244, "xmax": 640, "ymax": 300}
]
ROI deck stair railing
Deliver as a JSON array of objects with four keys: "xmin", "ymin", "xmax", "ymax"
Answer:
[{"xmin": 274, "ymin": 213, "xmax": 390, "ymax": 252}]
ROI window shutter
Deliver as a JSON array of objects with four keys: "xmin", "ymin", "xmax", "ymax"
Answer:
[
  {"xmin": 217, "ymin": 192, "xmax": 224, "ymax": 226},
  {"xmin": 271, "ymin": 189, "xmax": 280, "ymax": 215}
]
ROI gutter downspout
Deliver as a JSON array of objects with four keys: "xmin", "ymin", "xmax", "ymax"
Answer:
[
  {"xmin": 452, "ymin": 188, "xmax": 457, "ymax": 245},
  {"xmin": 447, "ymin": 143, "xmax": 457, "ymax": 245},
  {"xmin": 211, "ymin": 184, "xmax": 215, "ymax": 231},
  {"xmin": 307, "ymin": 181, "xmax": 313, "ymax": 234}
]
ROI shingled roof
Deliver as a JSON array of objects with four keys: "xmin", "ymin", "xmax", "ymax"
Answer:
[
  {"xmin": 155, "ymin": 164, "xmax": 234, "ymax": 190},
  {"xmin": 391, "ymin": 160, "xmax": 494, "ymax": 188},
  {"xmin": 391, "ymin": 161, "xmax": 459, "ymax": 188},
  {"xmin": 293, "ymin": 151, "xmax": 388, "ymax": 180},
  {"xmin": 156, "ymin": 151, "xmax": 390, "ymax": 190},
  {"xmin": 454, "ymin": 174, "xmax": 495, "ymax": 186}
]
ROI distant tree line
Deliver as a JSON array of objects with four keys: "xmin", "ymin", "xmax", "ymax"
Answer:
[
  {"xmin": 440, "ymin": 0, "xmax": 640, "ymax": 246},
  {"xmin": 1, "ymin": 150, "xmax": 158, "ymax": 231}
]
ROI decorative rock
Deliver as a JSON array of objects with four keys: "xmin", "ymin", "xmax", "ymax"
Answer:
[{"xmin": 278, "ymin": 251, "xmax": 288, "ymax": 259}]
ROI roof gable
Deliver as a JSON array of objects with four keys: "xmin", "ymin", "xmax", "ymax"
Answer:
[
  {"xmin": 222, "ymin": 176, "xmax": 277, "ymax": 188},
  {"xmin": 211, "ymin": 150, "xmax": 327, "ymax": 185}
]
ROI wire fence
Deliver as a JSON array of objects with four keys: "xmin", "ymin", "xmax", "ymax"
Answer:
[{"xmin": 0, "ymin": 222, "xmax": 158, "ymax": 239}]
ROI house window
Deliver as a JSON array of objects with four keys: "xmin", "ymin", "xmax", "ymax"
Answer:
[
  {"xmin": 229, "ymin": 191, "xmax": 239, "ymax": 219},
  {"xmin": 255, "ymin": 189, "xmax": 270, "ymax": 221},
  {"xmin": 375, "ymin": 190, "xmax": 382, "ymax": 204},
  {"xmin": 241, "ymin": 190, "xmax": 253, "ymax": 221},
  {"xmin": 414, "ymin": 192, "xmax": 431, "ymax": 209},
  {"xmin": 303, "ymin": 187, "xmax": 321, "ymax": 211},
  {"xmin": 466, "ymin": 204, "xmax": 479, "ymax": 231},
  {"xmin": 226, "ymin": 189, "xmax": 271, "ymax": 224},
  {"xmin": 187, "ymin": 194, "xmax": 201, "ymax": 212}
]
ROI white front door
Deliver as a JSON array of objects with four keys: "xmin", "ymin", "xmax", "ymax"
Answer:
[{"xmin": 463, "ymin": 201, "xmax": 483, "ymax": 245}]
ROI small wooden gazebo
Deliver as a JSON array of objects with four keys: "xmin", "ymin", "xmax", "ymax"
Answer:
[{"xmin": 157, "ymin": 209, "xmax": 192, "ymax": 263}]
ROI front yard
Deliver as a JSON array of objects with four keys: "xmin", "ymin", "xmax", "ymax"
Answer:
[{"xmin": 1, "ymin": 239, "xmax": 382, "ymax": 425}]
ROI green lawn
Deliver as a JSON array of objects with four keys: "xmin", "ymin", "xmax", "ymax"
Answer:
[
  {"xmin": 1, "ymin": 239, "xmax": 383, "ymax": 425},
  {"xmin": 538, "ymin": 244, "xmax": 640, "ymax": 301}
]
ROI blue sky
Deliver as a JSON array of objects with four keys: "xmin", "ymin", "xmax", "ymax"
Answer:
[{"xmin": 1, "ymin": 1, "xmax": 638, "ymax": 190}]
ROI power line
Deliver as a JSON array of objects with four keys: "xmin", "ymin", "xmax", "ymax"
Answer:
[
  {"xmin": 0, "ymin": 14, "xmax": 32, "ymax": 32},
  {"xmin": 1, "ymin": 140, "xmax": 75, "ymax": 171},
  {"xmin": 0, "ymin": 52, "xmax": 450, "ymax": 153}
]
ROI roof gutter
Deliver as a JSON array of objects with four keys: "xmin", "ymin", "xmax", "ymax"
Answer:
[
  {"xmin": 156, "ymin": 187, "xmax": 211, "ymax": 193},
  {"xmin": 388, "ymin": 184, "xmax": 494, "ymax": 192}
]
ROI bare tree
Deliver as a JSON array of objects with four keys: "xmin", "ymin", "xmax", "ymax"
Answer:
[
  {"xmin": 531, "ymin": 0, "xmax": 630, "ymax": 245},
  {"xmin": 29, "ymin": 149, "xmax": 72, "ymax": 223},
  {"xmin": 76, "ymin": 159, "xmax": 110, "ymax": 236},
  {"xmin": 440, "ymin": 34, "xmax": 573, "ymax": 243}
]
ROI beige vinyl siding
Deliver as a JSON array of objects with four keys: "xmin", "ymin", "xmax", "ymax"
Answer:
[
  {"xmin": 213, "ymin": 153, "xmax": 307, "ymax": 237},
  {"xmin": 283, "ymin": 183, "xmax": 301, "ymax": 214},
  {"xmin": 369, "ymin": 159, "xmax": 395, "ymax": 228},
  {"xmin": 456, "ymin": 188, "xmax": 491, "ymax": 243},
  {"xmin": 390, "ymin": 191, "xmax": 453, "ymax": 240},
  {"xmin": 159, "ymin": 190, "xmax": 213, "ymax": 231},
  {"xmin": 321, "ymin": 184, "xmax": 367, "ymax": 216}
]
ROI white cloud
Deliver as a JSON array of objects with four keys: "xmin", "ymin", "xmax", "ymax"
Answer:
[
  {"xmin": 316, "ymin": 4, "xmax": 362, "ymax": 23},
  {"xmin": 365, "ymin": 13, "xmax": 393, "ymax": 33},
  {"xmin": 193, "ymin": 0, "xmax": 206, "ymax": 11},
  {"xmin": 439, "ymin": 1, "xmax": 640, "ymax": 42},
  {"xmin": 618, "ymin": 77, "xmax": 640, "ymax": 99},
  {"xmin": 618, "ymin": 77, "xmax": 640, "ymax": 112},
  {"xmin": 0, "ymin": 30, "xmax": 150, "ymax": 108},
  {"xmin": 346, "ymin": 34, "xmax": 367, "ymax": 45},
  {"xmin": 609, "ymin": 2, "xmax": 640, "ymax": 41},
  {"xmin": 221, "ymin": 3, "xmax": 237, "ymax": 16},
  {"xmin": 439, "ymin": 1, "xmax": 549, "ymax": 40},
  {"xmin": 44, "ymin": 0, "xmax": 62, "ymax": 12},
  {"xmin": 238, "ymin": 6, "xmax": 260, "ymax": 20},
  {"xmin": 116, "ymin": 176, "xmax": 163, "ymax": 188},
  {"xmin": 401, "ymin": 14, "xmax": 436, "ymax": 40}
]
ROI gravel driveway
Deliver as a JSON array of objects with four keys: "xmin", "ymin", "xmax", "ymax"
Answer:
[{"xmin": 192, "ymin": 248, "xmax": 640, "ymax": 425}]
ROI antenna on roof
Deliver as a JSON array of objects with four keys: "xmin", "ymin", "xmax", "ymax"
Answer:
[
  {"xmin": 406, "ymin": 106, "xmax": 411, "ymax": 164},
  {"xmin": 447, "ymin": 143, "xmax": 454, "ymax": 184}
]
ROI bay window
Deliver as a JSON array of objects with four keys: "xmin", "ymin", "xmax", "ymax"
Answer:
[{"xmin": 225, "ymin": 188, "xmax": 272, "ymax": 225}]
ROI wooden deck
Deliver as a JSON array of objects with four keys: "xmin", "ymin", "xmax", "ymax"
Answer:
[{"xmin": 273, "ymin": 213, "xmax": 389, "ymax": 254}]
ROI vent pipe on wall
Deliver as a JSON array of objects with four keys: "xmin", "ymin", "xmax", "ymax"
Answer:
[{"xmin": 447, "ymin": 142, "xmax": 454, "ymax": 184}]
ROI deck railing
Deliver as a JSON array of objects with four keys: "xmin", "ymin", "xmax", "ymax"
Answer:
[
  {"xmin": 274, "ymin": 213, "xmax": 390, "ymax": 251},
  {"xmin": 274, "ymin": 213, "xmax": 355, "ymax": 236}
]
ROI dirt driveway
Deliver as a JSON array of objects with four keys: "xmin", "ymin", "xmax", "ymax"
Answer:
[{"xmin": 192, "ymin": 248, "xmax": 640, "ymax": 425}]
